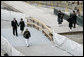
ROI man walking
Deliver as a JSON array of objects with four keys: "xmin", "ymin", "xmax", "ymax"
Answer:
[
  {"xmin": 71, "ymin": 11, "xmax": 77, "ymax": 28},
  {"xmin": 67, "ymin": 16, "xmax": 73, "ymax": 31},
  {"xmin": 11, "ymin": 18, "xmax": 19, "ymax": 36}
]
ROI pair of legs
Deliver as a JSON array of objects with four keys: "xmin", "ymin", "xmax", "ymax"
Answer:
[
  {"xmin": 25, "ymin": 39, "xmax": 30, "ymax": 47},
  {"xmin": 69, "ymin": 27, "xmax": 72, "ymax": 31},
  {"xmin": 21, "ymin": 30, "xmax": 24, "ymax": 34},
  {"xmin": 20, "ymin": 27, "xmax": 24, "ymax": 34},
  {"xmin": 13, "ymin": 27, "xmax": 18, "ymax": 36},
  {"xmin": 58, "ymin": 18, "xmax": 63, "ymax": 24},
  {"xmin": 58, "ymin": 19, "xmax": 62, "ymax": 24},
  {"xmin": 70, "ymin": 27, "xmax": 72, "ymax": 29},
  {"xmin": 73, "ymin": 23, "xmax": 76, "ymax": 28}
]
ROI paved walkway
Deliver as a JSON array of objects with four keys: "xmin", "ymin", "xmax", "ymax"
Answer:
[
  {"xmin": 1, "ymin": 1, "xmax": 83, "ymax": 56},
  {"xmin": 2, "ymin": 1, "xmax": 83, "ymax": 34},
  {"xmin": 1, "ymin": 27, "xmax": 51, "ymax": 46},
  {"xmin": 15, "ymin": 44, "xmax": 72, "ymax": 56}
]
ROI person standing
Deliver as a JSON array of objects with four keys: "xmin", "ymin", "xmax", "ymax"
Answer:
[
  {"xmin": 57, "ymin": 10, "xmax": 64, "ymax": 26},
  {"xmin": 11, "ymin": 18, "xmax": 19, "ymax": 36},
  {"xmin": 23, "ymin": 29, "xmax": 31, "ymax": 47},
  {"xmin": 58, "ymin": 10, "xmax": 62, "ymax": 25},
  {"xmin": 71, "ymin": 11, "xmax": 77, "ymax": 28},
  {"xmin": 67, "ymin": 16, "xmax": 73, "ymax": 31},
  {"xmin": 19, "ymin": 18, "xmax": 25, "ymax": 34},
  {"xmin": 60, "ymin": 12, "xmax": 64, "ymax": 24}
]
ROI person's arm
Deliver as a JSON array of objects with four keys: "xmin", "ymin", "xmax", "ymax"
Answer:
[
  {"xmin": 16, "ymin": 21, "xmax": 19, "ymax": 26},
  {"xmin": 28, "ymin": 31, "xmax": 31, "ymax": 37},
  {"xmin": 23, "ymin": 31, "xmax": 26, "ymax": 38},
  {"xmin": 19, "ymin": 22, "xmax": 21, "ymax": 26},
  {"xmin": 11, "ymin": 21, "xmax": 13, "ymax": 27},
  {"xmin": 23, "ymin": 21, "xmax": 25, "ymax": 27}
]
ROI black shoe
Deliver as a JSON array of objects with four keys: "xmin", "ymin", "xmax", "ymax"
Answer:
[
  {"xmin": 16, "ymin": 35, "xmax": 18, "ymax": 37},
  {"xmin": 73, "ymin": 27, "xmax": 76, "ymax": 28},
  {"xmin": 27, "ymin": 46, "xmax": 29, "ymax": 47},
  {"xmin": 13, "ymin": 34, "xmax": 15, "ymax": 36}
]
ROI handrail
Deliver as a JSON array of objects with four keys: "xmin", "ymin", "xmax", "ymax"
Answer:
[{"xmin": 26, "ymin": 17, "xmax": 53, "ymax": 41}]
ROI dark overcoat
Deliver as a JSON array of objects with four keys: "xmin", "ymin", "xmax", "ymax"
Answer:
[
  {"xmin": 23, "ymin": 31, "xmax": 31, "ymax": 39},
  {"xmin": 19, "ymin": 21, "xmax": 25, "ymax": 31},
  {"xmin": 68, "ymin": 17, "xmax": 73, "ymax": 27}
]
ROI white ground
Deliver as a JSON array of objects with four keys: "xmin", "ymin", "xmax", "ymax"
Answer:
[
  {"xmin": 1, "ymin": 1, "xmax": 83, "ymax": 33},
  {"xmin": 1, "ymin": 27, "xmax": 51, "ymax": 46},
  {"xmin": 1, "ymin": 1, "xmax": 83, "ymax": 56}
]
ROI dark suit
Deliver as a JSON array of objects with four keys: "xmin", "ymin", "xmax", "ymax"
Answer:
[
  {"xmin": 70, "ymin": 13, "xmax": 77, "ymax": 28},
  {"xmin": 68, "ymin": 17, "xmax": 73, "ymax": 29},
  {"xmin": 11, "ymin": 20, "xmax": 18, "ymax": 36}
]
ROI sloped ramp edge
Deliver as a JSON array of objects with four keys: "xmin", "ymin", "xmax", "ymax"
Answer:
[
  {"xmin": 1, "ymin": 36, "xmax": 25, "ymax": 56},
  {"xmin": 53, "ymin": 32, "xmax": 83, "ymax": 56}
]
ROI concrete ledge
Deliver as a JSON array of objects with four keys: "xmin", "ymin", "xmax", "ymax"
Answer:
[
  {"xmin": 58, "ymin": 31, "xmax": 83, "ymax": 35},
  {"xmin": 53, "ymin": 33, "xmax": 83, "ymax": 56},
  {"xmin": 1, "ymin": 36, "xmax": 25, "ymax": 56}
]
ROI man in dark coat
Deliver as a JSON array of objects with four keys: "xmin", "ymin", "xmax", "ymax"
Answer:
[
  {"xmin": 58, "ymin": 10, "xmax": 62, "ymax": 24},
  {"xmin": 60, "ymin": 12, "xmax": 64, "ymax": 24},
  {"xmin": 19, "ymin": 18, "xmax": 25, "ymax": 34},
  {"xmin": 23, "ymin": 29, "xmax": 31, "ymax": 47},
  {"xmin": 71, "ymin": 11, "xmax": 77, "ymax": 28},
  {"xmin": 11, "ymin": 18, "xmax": 19, "ymax": 36},
  {"xmin": 58, "ymin": 10, "xmax": 64, "ymax": 26},
  {"xmin": 67, "ymin": 16, "xmax": 73, "ymax": 31}
]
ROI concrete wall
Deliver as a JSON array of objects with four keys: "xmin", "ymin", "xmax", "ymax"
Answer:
[
  {"xmin": 53, "ymin": 31, "xmax": 83, "ymax": 56},
  {"xmin": 1, "ymin": 36, "xmax": 25, "ymax": 56}
]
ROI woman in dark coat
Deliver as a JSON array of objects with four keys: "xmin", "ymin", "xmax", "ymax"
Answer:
[
  {"xmin": 19, "ymin": 18, "xmax": 25, "ymax": 34},
  {"xmin": 23, "ymin": 29, "xmax": 31, "ymax": 47}
]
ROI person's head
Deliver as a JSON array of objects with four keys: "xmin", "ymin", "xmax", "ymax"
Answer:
[
  {"xmin": 73, "ymin": 10, "xmax": 75, "ymax": 14},
  {"xmin": 26, "ymin": 29, "xmax": 28, "ymax": 31},
  {"xmin": 13, "ymin": 18, "xmax": 16, "ymax": 21},
  {"xmin": 59, "ymin": 10, "xmax": 61, "ymax": 13},
  {"xmin": 21, "ymin": 18, "xmax": 23, "ymax": 21}
]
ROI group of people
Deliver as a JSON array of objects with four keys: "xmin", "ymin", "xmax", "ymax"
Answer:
[
  {"xmin": 57, "ymin": 10, "xmax": 77, "ymax": 31},
  {"xmin": 11, "ymin": 18, "xmax": 31, "ymax": 47},
  {"xmin": 11, "ymin": 10, "xmax": 78, "ymax": 47}
]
